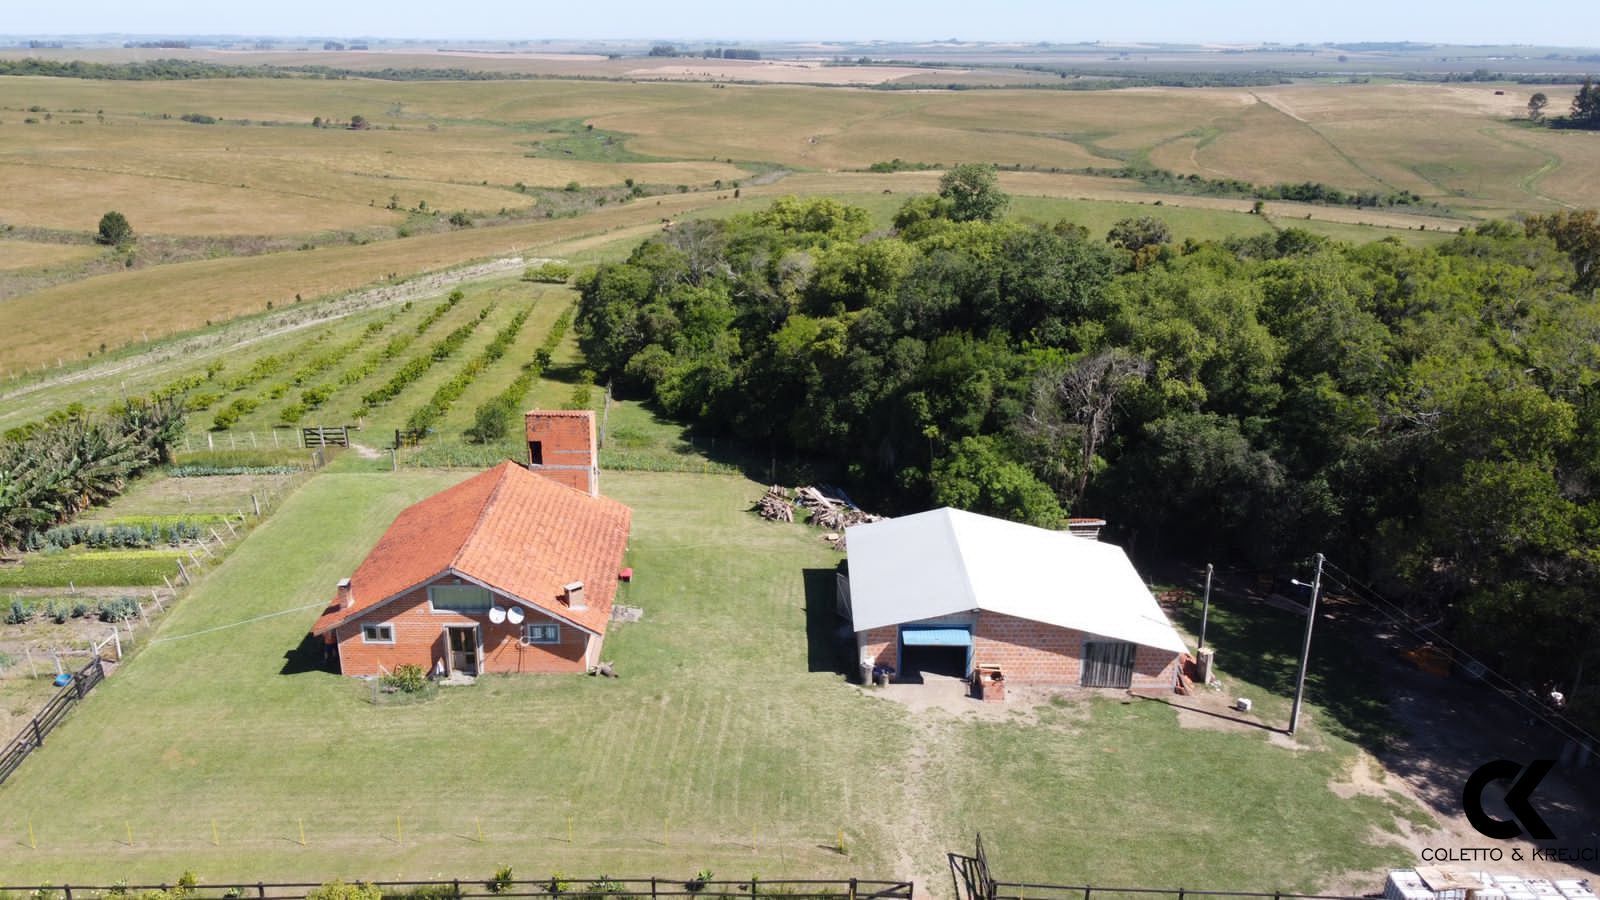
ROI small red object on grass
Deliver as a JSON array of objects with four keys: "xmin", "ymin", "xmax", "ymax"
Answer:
[{"xmin": 619, "ymin": 567, "xmax": 634, "ymax": 582}]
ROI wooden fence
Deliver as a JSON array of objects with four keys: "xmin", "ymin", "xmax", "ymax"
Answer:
[
  {"xmin": 175, "ymin": 427, "xmax": 357, "ymax": 453},
  {"xmin": 0, "ymin": 877, "xmax": 914, "ymax": 900},
  {"xmin": 0, "ymin": 655, "xmax": 106, "ymax": 787}
]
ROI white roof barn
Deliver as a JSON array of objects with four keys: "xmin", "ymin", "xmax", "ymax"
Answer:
[{"xmin": 844, "ymin": 507, "xmax": 1187, "ymax": 655}]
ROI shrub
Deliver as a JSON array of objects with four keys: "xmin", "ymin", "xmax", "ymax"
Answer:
[
  {"xmin": 97, "ymin": 210, "xmax": 134, "ymax": 246},
  {"xmin": 98, "ymin": 596, "xmax": 141, "ymax": 622},
  {"xmin": 306, "ymin": 881, "xmax": 381, "ymax": 900},
  {"xmin": 5, "ymin": 599, "xmax": 28, "ymax": 625},
  {"xmin": 489, "ymin": 866, "xmax": 515, "ymax": 895},
  {"xmin": 381, "ymin": 663, "xmax": 428, "ymax": 693},
  {"xmin": 523, "ymin": 261, "xmax": 574, "ymax": 283}
]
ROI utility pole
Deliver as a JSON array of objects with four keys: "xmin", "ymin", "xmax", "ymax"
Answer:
[
  {"xmin": 1199, "ymin": 563, "xmax": 1214, "ymax": 650},
  {"xmin": 1288, "ymin": 552, "xmax": 1324, "ymax": 736}
]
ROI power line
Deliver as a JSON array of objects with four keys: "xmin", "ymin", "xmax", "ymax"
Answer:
[{"xmin": 1317, "ymin": 557, "xmax": 1599, "ymax": 752}]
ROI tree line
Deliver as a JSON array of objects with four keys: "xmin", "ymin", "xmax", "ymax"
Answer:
[{"xmin": 575, "ymin": 165, "xmax": 1600, "ymax": 704}]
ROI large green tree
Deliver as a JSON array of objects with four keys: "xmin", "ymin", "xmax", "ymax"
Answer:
[{"xmin": 937, "ymin": 163, "xmax": 1010, "ymax": 223}]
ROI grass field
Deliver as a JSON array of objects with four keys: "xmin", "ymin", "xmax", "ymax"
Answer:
[
  {"xmin": 2, "ymin": 71, "xmax": 1568, "ymax": 370},
  {"xmin": 0, "ymin": 239, "xmax": 103, "ymax": 271},
  {"xmin": 0, "ymin": 461, "xmax": 1418, "ymax": 890}
]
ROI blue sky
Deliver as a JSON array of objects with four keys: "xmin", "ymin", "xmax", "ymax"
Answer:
[{"xmin": 6, "ymin": 0, "xmax": 1598, "ymax": 46}]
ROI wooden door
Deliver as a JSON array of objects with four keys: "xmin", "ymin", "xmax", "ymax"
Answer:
[{"xmin": 448, "ymin": 627, "xmax": 479, "ymax": 675}]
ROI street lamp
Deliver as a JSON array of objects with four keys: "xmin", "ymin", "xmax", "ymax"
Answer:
[{"xmin": 1286, "ymin": 553, "xmax": 1325, "ymax": 737}]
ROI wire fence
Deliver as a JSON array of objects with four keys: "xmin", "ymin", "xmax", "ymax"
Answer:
[{"xmin": 0, "ymin": 878, "xmax": 914, "ymax": 900}]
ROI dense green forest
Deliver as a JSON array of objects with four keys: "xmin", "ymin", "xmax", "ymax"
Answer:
[{"xmin": 576, "ymin": 169, "xmax": 1600, "ymax": 699}]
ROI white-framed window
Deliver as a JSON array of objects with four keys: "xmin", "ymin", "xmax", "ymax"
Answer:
[
  {"xmin": 428, "ymin": 584, "xmax": 492, "ymax": 614},
  {"xmin": 361, "ymin": 623, "xmax": 394, "ymax": 644},
  {"xmin": 523, "ymin": 623, "xmax": 560, "ymax": 644}
]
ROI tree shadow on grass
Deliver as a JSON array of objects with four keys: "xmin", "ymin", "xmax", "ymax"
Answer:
[
  {"xmin": 802, "ymin": 566, "xmax": 851, "ymax": 676},
  {"xmin": 280, "ymin": 631, "xmax": 335, "ymax": 676},
  {"xmin": 1170, "ymin": 592, "xmax": 1400, "ymax": 751}
]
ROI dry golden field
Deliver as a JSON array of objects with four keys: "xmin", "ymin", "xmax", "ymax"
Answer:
[
  {"xmin": 0, "ymin": 189, "xmax": 726, "ymax": 372},
  {"xmin": 0, "ymin": 239, "xmax": 103, "ymax": 271},
  {"xmin": 1, "ymin": 69, "xmax": 1595, "ymax": 370}
]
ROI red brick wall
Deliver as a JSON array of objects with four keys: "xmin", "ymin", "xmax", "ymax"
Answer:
[
  {"xmin": 852, "ymin": 612, "xmax": 1178, "ymax": 690},
  {"xmin": 525, "ymin": 411, "xmax": 598, "ymax": 495},
  {"xmin": 334, "ymin": 578, "xmax": 594, "ymax": 677},
  {"xmin": 855, "ymin": 625, "xmax": 899, "ymax": 671},
  {"xmin": 974, "ymin": 610, "xmax": 1177, "ymax": 689}
]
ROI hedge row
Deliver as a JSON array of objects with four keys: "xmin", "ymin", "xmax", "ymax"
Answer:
[
  {"xmin": 359, "ymin": 304, "xmax": 494, "ymax": 412},
  {"xmin": 403, "ymin": 306, "xmax": 533, "ymax": 435},
  {"xmin": 464, "ymin": 304, "xmax": 573, "ymax": 443}
]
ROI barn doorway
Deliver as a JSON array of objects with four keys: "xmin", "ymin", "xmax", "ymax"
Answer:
[
  {"xmin": 1081, "ymin": 640, "xmax": 1136, "ymax": 688},
  {"xmin": 898, "ymin": 626, "xmax": 973, "ymax": 683},
  {"xmin": 447, "ymin": 626, "xmax": 480, "ymax": 676}
]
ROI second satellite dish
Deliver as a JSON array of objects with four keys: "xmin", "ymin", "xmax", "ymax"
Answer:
[
  {"xmin": 488, "ymin": 606, "xmax": 506, "ymax": 624},
  {"xmin": 506, "ymin": 606, "xmax": 526, "ymax": 625}
]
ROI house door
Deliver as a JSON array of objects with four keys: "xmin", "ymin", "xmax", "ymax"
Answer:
[
  {"xmin": 1081, "ymin": 641, "xmax": 1136, "ymax": 688},
  {"xmin": 447, "ymin": 626, "xmax": 480, "ymax": 675}
]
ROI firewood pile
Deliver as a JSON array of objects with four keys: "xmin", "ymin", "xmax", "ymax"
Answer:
[
  {"xmin": 755, "ymin": 485, "xmax": 795, "ymax": 523},
  {"xmin": 756, "ymin": 485, "xmax": 886, "ymax": 549},
  {"xmin": 796, "ymin": 485, "xmax": 885, "ymax": 530}
]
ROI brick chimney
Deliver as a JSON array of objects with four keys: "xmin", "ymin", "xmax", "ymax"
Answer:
[
  {"xmin": 563, "ymin": 581, "xmax": 587, "ymax": 611},
  {"xmin": 525, "ymin": 410, "xmax": 600, "ymax": 496},
  {"xmin": 337, "ymin": 578, "xmax": 353, "ymax": 608}
]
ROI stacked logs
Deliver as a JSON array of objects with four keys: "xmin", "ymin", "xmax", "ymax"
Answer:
[
  {"xmin": 756, "ymin": 485, "xmax": 795, "ymax": 523},
  {"xmin": 796, "ymin": 486, "xmax": 885, "ymax": 530}
]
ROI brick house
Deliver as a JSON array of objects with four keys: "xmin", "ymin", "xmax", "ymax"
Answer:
[
  {"xmin": 311, "ymin": 412, "xmax": 630, "ymax": 678},
  {"xmin": 840, "ymin": 508, "xmax": 1185, "ymax": 691}
]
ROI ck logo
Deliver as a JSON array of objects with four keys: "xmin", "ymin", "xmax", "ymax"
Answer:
[{"xmin": 1463, "ymin": 759, "xmax": 1557, "ymax": 840}]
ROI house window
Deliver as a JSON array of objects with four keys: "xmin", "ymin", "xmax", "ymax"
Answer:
[
  {"xmin": 429, "ymin": 584, "xmax": 492, "ymax": 614},
  {"xmin": 361, "ymin": 623, "xmax": 394, "ymax": 643},
  {"xmin": 523, "ymin": 623, "xmax": 560, "ymax": 644}
]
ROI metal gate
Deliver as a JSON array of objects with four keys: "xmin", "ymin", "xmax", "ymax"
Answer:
[
  {"xmin": 1081, "ymin": 641, "xmax": 1136, "ymax": 688},
  {"xmin": 948, "ymin": 832, "xmax": 995, "ymax": 900}
]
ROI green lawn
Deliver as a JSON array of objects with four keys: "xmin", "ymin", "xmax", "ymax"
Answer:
[{"xmin": 0, "ymin": 467, "xmax": 1418, "ymax": 890}]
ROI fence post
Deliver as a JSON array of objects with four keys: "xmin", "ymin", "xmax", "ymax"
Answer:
[
  {"xmin": 32, "ymin": 716, "xmax": 44, "ymax": 747},
  {"xmin": 63, "ymin": 886, "xmax": 72, "ymax": 900},
  {"xmin": 257, "ymin": 883, "xmax": 266, "ymax": 899},
  {"xmin": 851, "ymin": 879, "xmax": 858, "ymax": 900},
  {"xmin": 651, "ymin": 878, "xmax": 657, "ymax": 900},
  {"xmin": 1084, "ymin": 887, "xmax": 1092, "ymax": 900}
]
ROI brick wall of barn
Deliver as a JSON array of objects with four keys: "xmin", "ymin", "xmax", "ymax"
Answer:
[
  {"xmin": 973, "ymin": 610, "xmax": 1177, "ymax": 689},
  {"xmin": 334, "ymin": 578, "xmax": 594, "ymax": 677}
]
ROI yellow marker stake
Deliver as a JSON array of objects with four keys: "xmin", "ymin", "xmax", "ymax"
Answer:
[
  {"xmin": 212, "ymin": 820, "xmax": 220, "ymax": 847},
  {"xmin": 476, "ymin": 817, "xmax": 484, "ymax": 843},
  {"xmin": 28, "ymin": 819, "xmax": 36, "ymax": 849},
  {"xmin": 567, "ymin": 814, "xmax": 573, "ymax": 844},
  {"xmin": 298, "ymin": 817, "xmax": 306, "ymax": 846},
  {"xmin": 396, "ymin": 815, "xmax": 404, "ymax": 845},
  {"xmin": 126, "ymin": 821, "xmax": 134, "ymax": 846},
  {"xmin": 837, "ymin": 828, "xmax": 845, "ymax": 855}
]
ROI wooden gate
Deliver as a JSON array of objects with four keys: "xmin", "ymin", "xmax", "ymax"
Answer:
[
  {"xmin": 302, "ymin": 426, "xmax": 351, "ymax": 448},
  {"xmin": 1081, "ymin": 641, "xmax": 1136, "ymax": 688}
]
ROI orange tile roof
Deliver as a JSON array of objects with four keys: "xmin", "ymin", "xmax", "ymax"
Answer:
[{"xmin": 311, "ymin": 461, "xmax": 631, "ymax": 636}]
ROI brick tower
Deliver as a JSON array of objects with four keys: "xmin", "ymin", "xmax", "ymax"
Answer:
[{"xmin": 525, "ymin": 410, "xmax": 599, "ymax": 496}]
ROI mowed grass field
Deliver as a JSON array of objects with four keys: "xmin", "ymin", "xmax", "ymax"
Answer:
[{"xmin": 0, "ymin": 464, "xmax": 1418, "ymax": 889}]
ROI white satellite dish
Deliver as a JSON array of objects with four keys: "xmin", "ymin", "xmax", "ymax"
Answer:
[
  {"xmin": 506, "ymin": 606, "xmax": 526, "ymax": 625},
  {"xmin": 488, "ymin": 606, "xmax": 506, "ymax": 624}
]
